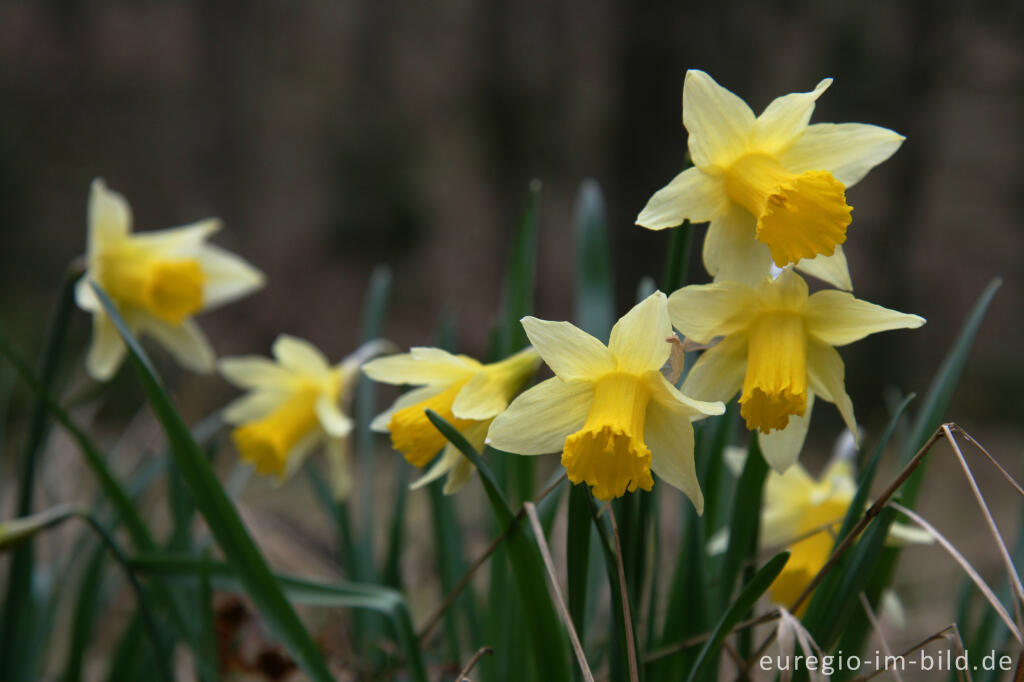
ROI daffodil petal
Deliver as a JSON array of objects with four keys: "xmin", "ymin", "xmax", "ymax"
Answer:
[
  {"xmin": 795, "ymin": 246, "xmax": 853, "ymax": 291},
  {"xmin": 75, "ymin": 277, "xmax": 100, "ymax": 311},
  {"xmin": 758, "ymin": 392, "xmax": 815, "ymax": 473},
  {"xmin": 702, "ymin": 206, "xmax": 773, "ymax": 286},
  {"xmin": 222, "ymin": 390, "xmax": 284, "ymax": 424},
  {"xmin": 370, "ymin": 384, "xmax": 446, "ymax": 432},
  {"xmin": 805, "ymin": 291, "xmax": 925, "ymax": 346},
  {"xmin": 645, "ymin": 402, "xmax": 703, "ymax": 514},
  {"xmin": 88, "ymin": 179, "xmax": 131, "ymax": 252},
  {"xmin": 273, "ymin": 335, "xmax": 330, "ymax": 375},
  {"xmin": 486, "ymin": 377, "xmax": 592, "ymax": 455},
  {"xmin": 86, "ymin": 310, "xmax": 128, "ymax": 381},
  {"xmin": 683, "ymin": 69, "xmax": 756, "ymax": 169},
  {"xmin": 681, "ymin": 334, "xmax": 747, "ymax": 403},
  {"xmin": 751, "ymin": 78, "xmax": 832, "ymax": 156},
  {"xmin": 668, "ymin": 281, "xmax": 758, "ymax": 344},
  {"xmin": 324, "ymin": 437, "xmax": 352, "ymax": 501},
  {"xmin": 452, "ymin": 371, "xmax": 509, "ymax": 420},
  {"xmin": 521, "ymin": 317, "xmax": 614, "ymax": 380},
  {"xmin": 282, "ymin": 431, "xmax": 322, "ymax": 480},
  {"xmin": 363, "ymin": 348, "xmax": 477, "ymax": 385},
  {"xmin": 410, "ymin": 445, "xmax": 458, "ymax": 490},
  {"xmin": 806, "ymin": 339, "xmax": 857, "ymax": 440},
  {"xmin": 140, "ymin": 317, "xmax": 216, "ymax": 374},
  {"xmin": 131, "ymin": 219, "xmax": 220, "ymax": 254},
  {"xmin": 316, "ymin": 393, "xmax": 354, "ymax": 438},
  {"xmin": 443, "ymin": 455, "xmax": 477, "ymax": 495},
  {"xmin": 781, "ymin": 122, "xmax": 905, "ymax": 187},
  {"xmin": 219, "ymin": 356, "xmax": 292, "ymax": 389},
  {"xmin": 645, "ymin": 371, "xmax": 724, "ymax": 417},
  {"xmin": 608, "ymin": 291, "xmax": 673, "ymax": 373},
  {"xmin": 199, "ymin": 244, "xmax": 266, "ymax": 309},
  {"xmin": 636, "ymin": 167, "xmax": 728, "ymax": 229}
]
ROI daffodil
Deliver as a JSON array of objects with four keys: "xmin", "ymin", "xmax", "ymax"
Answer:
[
  {"xmin": 75, "ymin": 179, "xmax": 264, "ymax": 380},
  {"xmin": 487, "ymin": 292, "xmax": 724, "ymax": 506},
  {"xmin": 220, "ymin": 335, "xmax": 385, "ymax": 500},
  {"xmin": 363, "ymin": 346, "xmax": 540, "ymax": 494},
  {"xmin": 669, "ymin": 269, "xmax": 924, "ymax": 471},
  {"xmin": 637, "ymin": 70, "xmax": 904, "ymax": 290}
]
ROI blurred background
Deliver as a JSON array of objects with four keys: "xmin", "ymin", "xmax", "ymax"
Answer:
[{"xmin": 1, "ymin": 0, "xmax": 1022, "ymax": 675}]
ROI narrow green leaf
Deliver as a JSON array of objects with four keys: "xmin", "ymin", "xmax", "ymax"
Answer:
[
  {"xmin": 573, "ymin": 178, "xmax": 613, "ymax": 339},
  {"xmin": 684, "ymin": 551, "xmax": 790, "ymax": 682},
  {"xmin": 426, "ymin": 409, "xmax": 572, "ymax": 681},
  {"xmin": 60, "ymin": 540, "xmax": 106, "ymax": 682},
  {"xmin": 497, "ymin": 180, "xmax": 542, "ymax": 356},
  {"xmin": 719, "ymin": 437, "xmax": 768, "ymax": 609},
  {"xmin": 661, "ymin": 222, "xmax": 693, "ymax": 293},
  {"xmin": 382, "ymin": 463, "xmax": 409, "ymax": 589},
  {"xmin": 0, "ymin": 266, "xmax": 78, "ymax": 682},
  {"xmin": 92, "ymin": 283, "xmax": 336, "ymax": 682},
  {"xmin": 567, "ymin": 484, "xmax": 593, "ymax": 650}
]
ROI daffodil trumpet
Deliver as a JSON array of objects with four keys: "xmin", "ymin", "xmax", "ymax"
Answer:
[
  {"xmin": 363, "ymin": 346, "xmax": 540, "ymax": 494},
  {"xmin": 76, "ymin": 179, "xmax": 264, "ymax": 380},
  {"xmin": 637, "ymin": 70, "xmax": 904, "ymax": 290},
  {"xmin": 487, "ymin": 292, "xmax": 724, "ymax": 507},
  {"xmin": 669, "ymin": 268, "xmax": 924, "ymax": 472}
]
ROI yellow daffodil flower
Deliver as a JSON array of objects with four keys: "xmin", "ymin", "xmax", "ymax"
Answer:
[
  {"xmin": 669, "ymin": 269, "xmax": 924, "ymax": 471},
  {"xmin": 76, "ymin": 179, "xmax": 264, "ymax": 380},
  {"xmin": 363, "ymin": 346, "xmax": 540, "ymax": 494},
  {"xmin": 487, "ymin": 292, "xmax": 724, "ymax": 507},
  {"xmin": 220, "ymin": 335, "xmax": 385, "ymax": 500},
  {"xmin": 637, "ymin": 70, "xmax": 904, "ymax": 290}
]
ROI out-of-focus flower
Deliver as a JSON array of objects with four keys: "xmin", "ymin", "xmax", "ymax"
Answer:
[
  {"xmin": 363, "ymin": 347, "xmax": 540, "ymax": 494},
  {"xmin": 637, "ymin": 70, "xmax": 904, "ymax": 290},
  {"xmin": 76, "ymin": 179, "xmax": 264, "ymax": 380},
  {"xmin": 220, "ymin": 335, "xmax": 385, "ymax": 500},
  {"xmin": 487, "ymin": 292, "xmax": 724, "ymax": 506},
  {"xmin": 669, "ymin": 269, "xmax": 924, "ymax": 471}
]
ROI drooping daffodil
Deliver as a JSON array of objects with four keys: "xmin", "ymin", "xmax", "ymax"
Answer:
[
  {"xmin": 362, "ymin": 346, "xmax": 540, "ymax": 494},
  {"xmin": 669, "ymin": 269, "xmax": 924, "ymax": 471},
  {"xmin": 220, "ymin": 335, "xmax": 387, "ymax": 500},
  {"xmin": 487, "ymin": 292, "xmax": 724, "ymax": 507},
  {"xmin": 637, "ymin": 70, "xmax": 904, "ymax": 290},
  {"xmin": 76, "ymin": 179, "xmax": 264, "ymax": 380}
]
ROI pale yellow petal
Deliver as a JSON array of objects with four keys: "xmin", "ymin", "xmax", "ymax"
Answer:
[
  {"xmin": 139, "ymin": 317, "xmax": 215, "ymax": 374},
  {"xmin": 282, "ymin": 432, "xmax": 322, "ymax": 480},
  {"xmin": 410, "ymin": 445, "xmax": 458, "ymax": 490},
  {"xmin": 521, "ymin": 317, "xmax": 614, "ymax": 380},
  {"xmin": 683, "ymin": 70, "xmax": 756, "ymax": 169},
  {"xmin": 794, "ymin": 245, "xmax": 853, "ymax": 291},
  {"xmin": 645, "ymin": 371, "xmax": 724, "ymax": 418},
  {"xmin": 362, "ymin": 347, "xmax": 477, "ymax": 385},
  {"xmin": 370, "ymin": 384, "xmax": 445, "ymax": 432},
  {"xmin": 806, "ymin": 339, "xmax": 857, "ymax": 440},
  {"xmin": 645, "ymin": 402, "xmax": 703, "ymax": 514},
  {"xmin": 219, "ymin": 356, "xmax": 291, "ymax": 389},
  {"xmin": 272, "ymin": 335, "xmax": 330, "ymax": 375},
  {"xmin": 452, "ymin": 348, "xmax": 538, "ymax": 420},
  {"xmin": 805, "ymin": 291, "xmax": 925, "ymax": 346},
  {"xmin": 131, "ymin": 219, "xmax": 220, "ymax": 255},
  {"xmin": 486, "ymin": 377, "xmax": 592, "ymax": 455},
  {"xmin": 443, "ymin": 455, "xmax": 477, "ymax": 495},
  {"xmin": 751, "ymin": 78, "xmax": 832, "ymax": 156},
  {"xmin": 75, "ymin": 276, "xmax": 100, "ymax": 311},
  {"xmin": 222, "ymin": 390, "xmax": 284, "ymax": 424},
  {"xmin": 680, "ymin": 334, "xmax": 747, "ymax": 403},
  {"xmin": 86, "ymin": 310, "xmax": 128, "ymax": 381},
  {"xmin": 198, "ymin": 244, "xmax": 265, "ymax": 309},
  {"xmin": 87, "ymin": 178, "xmax": 131, "ymax": 254},
  {"xmin": 668, "ymin": 281, "xmax": 758, "ymax": 344},
  {"xmin": 608, "ymin": 291, "xmax": 673, "ymax": 373},
  {"xmin": 636, "ymin": 167, "xmax": 728, "ymax": 229},
  {"xmin": 702, "ymin": 206, "xmax": 773, "ymax": 286},
  {"xmin": 316, "ymin": 393, "xmax": 353, "ymax": 438},
  {"xmin": 780, "ymin": 122, "xmax": 905, "ymax": 187},
  {"xmin": 758, "ymin": 392, "xmax": 815, "ymax": 473}
]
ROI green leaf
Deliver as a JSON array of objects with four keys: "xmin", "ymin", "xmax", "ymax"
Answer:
[
  {"xmin": 573, "ymin": 178, "xmax": 614, "ymax": 340},
  {"xmin": 91, "ymin": 283, "xmax": 337, "ymax": 682},
  {"xmin": 718, "ymin": 436, "xmax": 768, "ymax": 609},
  {"xmin": 0, "ymin": 266, "xmax": 77, "ymax": 682},
  {"xmin": 567, "ymin": 484, "xmax": 593, "ymax": 653},
  {"xmin": 497, "ymin": 180, "xmax": 542, "ymax": 357},
  {"xmin": 661, "ymin": 222, "xmax": 693, "ymax": 293},
  {"xmin": 684, "ymin": 551, "xmax": 790, "ymax": 682},
  {"xmin": 426, "ymin": 410, "xmax": 572, "ymax": 681}
]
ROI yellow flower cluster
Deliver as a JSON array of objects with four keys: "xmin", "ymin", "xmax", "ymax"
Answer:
[{"xmin": 73, "ymin": 70, "xmax": 926, "ymax": 515}]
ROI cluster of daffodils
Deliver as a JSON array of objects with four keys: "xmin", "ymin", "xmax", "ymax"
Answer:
[{"xmin": 72, "ymin": 72, "xmax": 926, "ymax": 539}]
